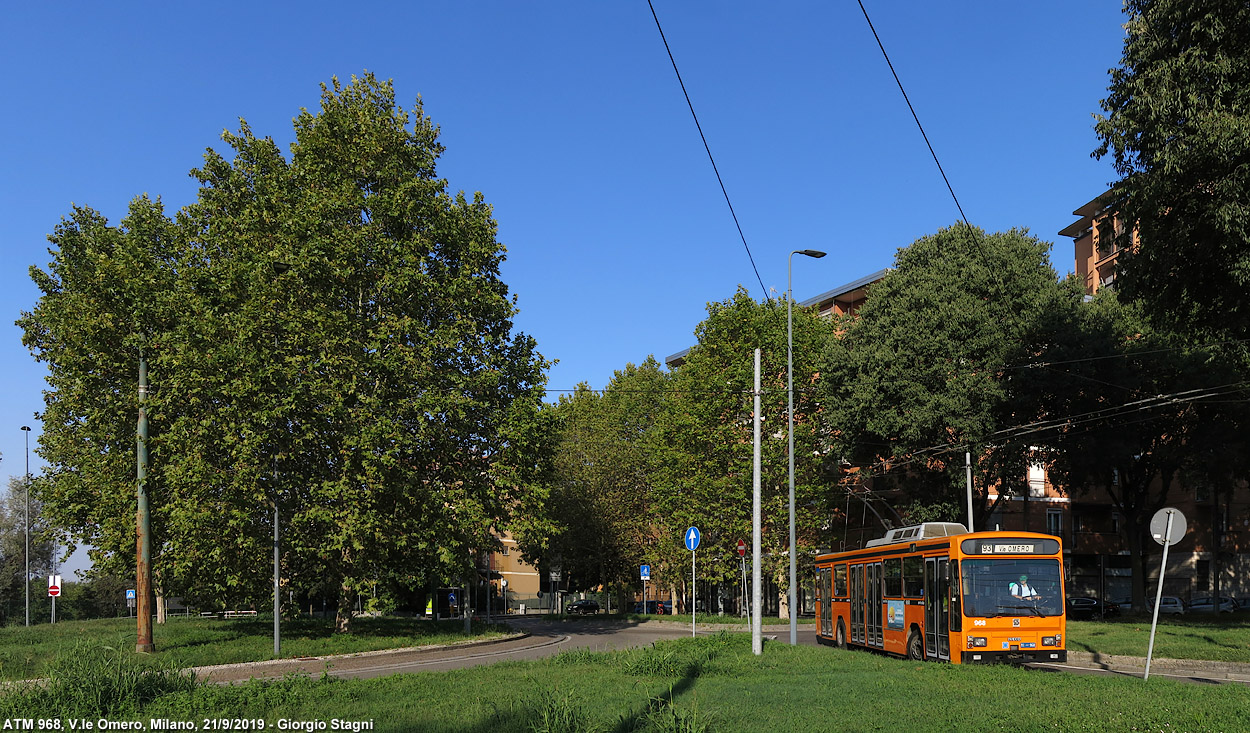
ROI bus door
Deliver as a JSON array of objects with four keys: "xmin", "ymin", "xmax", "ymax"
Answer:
[
  {"xmin": 850, "ymin": 563, "xmax": 864, "ymax": 644},
  {"xmin": 924, "ymin": 557, "xmax": 950, "ymax": 660},
  {"xmin": 819, "ymin": 567, "xmax": 832, "ymax": 636},
  {"xmin": 868, "ymin": 562, "xmax": 883, "ymax": 647}
]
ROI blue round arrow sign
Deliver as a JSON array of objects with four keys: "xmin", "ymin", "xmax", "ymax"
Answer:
[{"xmin": 684, "ymin": 526, "xmax": 701, "ymax": 551}]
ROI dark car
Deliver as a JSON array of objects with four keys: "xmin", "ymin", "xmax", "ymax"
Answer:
[
  {"xmin": 632, "ymin": 600, "xmax": 671, "ymax": 615},
  {"xmin": 1066, "ymin": 596, "xmax": 1119, "ymax": 620},
  {"xmin": 566, "ymin": 599, "xmax": 600, "ymax": 615}
]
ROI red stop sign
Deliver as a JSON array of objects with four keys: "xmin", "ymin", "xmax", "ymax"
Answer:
[
  {"xmin": 48, "ymin": 585, "xmax": 61, "ymax": 597},
  {"xmin": 737, "ymin": 540, "xmax": 746, "ymax": 557}
]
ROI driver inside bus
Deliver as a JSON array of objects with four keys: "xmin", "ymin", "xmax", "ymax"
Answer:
[{"xmin": 1009, "ymin": 574, "xmax": 1041, "ymax": 601}]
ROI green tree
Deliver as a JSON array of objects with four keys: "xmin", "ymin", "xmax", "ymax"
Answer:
[
  {"xmin": 654, "ymin": 288, "xmax": 832, "ymax": 613},
  {"xmin": 20, "ymin": 74, "xmax": 551, "ymax": 633},
  {"xmin": 527, "ymin": 359, "xmax": 667, "ymax": 605},
  {"xmin": 822, "ymin": 225, "xmax": 1071, "ymax": 529},
  {"xmin": 17, "ymin": 197, "xmax": 181, "ymax": 595},
  {"xmin": 1030, "ymin": 292, "xmax": 1250, "ymax": 610},
  {"xmin": 1, "ymin": 476, "xmax": 56, "ymax": 626},
  {"xmin": 1094, "ymin": 0, "xmax": 1250, "ymax": 340}
]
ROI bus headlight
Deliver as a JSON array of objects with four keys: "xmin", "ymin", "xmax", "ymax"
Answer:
[
  {"xmin": 968, "ymin": 637, "xmax": 987, "ymax": 648},
  {"xmin": 1042, "ymin": 634, "xmax": 1062, "ymax": 647}
]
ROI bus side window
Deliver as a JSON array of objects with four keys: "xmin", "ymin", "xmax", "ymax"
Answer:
[{"xmin": 949, "ymin": 560, "xmax": 962, "ymax": 632}]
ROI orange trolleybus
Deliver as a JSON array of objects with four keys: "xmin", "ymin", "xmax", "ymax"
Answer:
[{"xmin": 814, "ymin": 523, "xmax": 1067, "ymax": 664}]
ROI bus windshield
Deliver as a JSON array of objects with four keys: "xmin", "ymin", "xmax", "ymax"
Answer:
[{"xmin": 960, "ymin": 558, "xmax": 1063, "ymax": 618}]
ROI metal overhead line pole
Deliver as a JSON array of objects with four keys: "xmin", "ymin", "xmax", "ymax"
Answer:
[
  {"xmin": 136, "ymin": 352, "xmax": 154, "ymax": 653},
  {"xmin": 21, "ymin": 425, "xmax": 31, "ymax": 627},
  {"xmin": 787, "ymin": 249, "xmax": 825, "ymax": 645},
  {"xmin": 752, "ymin": 348, "xmax": 762, "ymax": 656},
  {"xmin": 271, "ymin": 260, "xmax": 291, "ymax": 659}
]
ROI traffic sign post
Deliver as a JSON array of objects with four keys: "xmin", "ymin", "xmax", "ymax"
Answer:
[
  {"xmin": 737, "ymin": 540, "xmax": 749, "ymax": 625},
  {"xmin": 685, "ymin": 527, "xmax": 700, "ymax": 637},
  {"xmin": 48, "ymin": 575, "xmax": 61, "ymax": 624},
  {"xmin": 640, "ymin": 565, "xmax": 650, "ymax": 617},
  {"xmin": 1145, "ymin": 507, "xmax": 1187, "ymax": 680}
]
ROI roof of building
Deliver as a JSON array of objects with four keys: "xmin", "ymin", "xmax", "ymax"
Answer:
[
  {"xmin": 1059, "ymin": 190, "xmax": 1113, "ymax": 239},
  {"xmin": 799, "ymin": 268, "xmax": 891, "ymax": 309},
  {"xmin": 664, "ymin": 268, "xmax": 891, "ymax": 368}
]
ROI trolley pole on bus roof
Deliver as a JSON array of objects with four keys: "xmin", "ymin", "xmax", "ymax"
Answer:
[
  {"xmin": 965, "ymin": 452, "xmax": 975, "ymax": 532},
  {"xmin": 752, "ymin": 348, "xmax": 763, "ymax": 656}
]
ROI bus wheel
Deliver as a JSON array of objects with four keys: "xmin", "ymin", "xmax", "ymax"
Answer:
[
  {"xmin": 835, "ymin": 620, "xmax": 847, "ymax": 649},
  {"xmin": 907, "ymin": 629, "xmax": 924, "ymax": 660}
]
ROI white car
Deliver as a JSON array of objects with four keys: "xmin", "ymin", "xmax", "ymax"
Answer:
[
  {"xmin": 1187, "ymin": 596, "xmax": 1236, "ymax": 613},
  {"xmin": 1148, "ymin": 596, "xmax": 1185, "ymax": 614}
]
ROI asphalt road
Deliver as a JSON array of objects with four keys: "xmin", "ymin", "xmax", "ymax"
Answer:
[
  {"xmin": 198, "ymin": 617, "xmax": 807, "ymax": 684},
  {"xmin": 196, "ymin": 616, "xmax": 1250, "ymax": 687}
]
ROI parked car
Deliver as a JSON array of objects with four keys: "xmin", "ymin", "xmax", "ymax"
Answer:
[
  {"xmin": 1187, "ymin": 596, "xmax": 1237, "ymax": 613},
  {"xmin": 566, "ymin": 599, "xmax": 601, "ymax": 615},
  {"xmin": 1147, "ymin": 596, "xmax": 1185, "ymax": 614},
  {"xmin": 632, "ymin": 600, "xmax": 671, "ymax": 615},
  {"xmin": 1107, "ymin": 597, "xmax": 1134, "ymax": 613},
  {"xmin": 1066, "ymin": 596, "xmax": 1119, "ymax": 620}
]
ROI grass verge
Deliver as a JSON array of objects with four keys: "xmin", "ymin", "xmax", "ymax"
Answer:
[
  {"xmin": 0, "ymin": 616, "xmax": 508, "ymax": 681},
  {"xmin": 1068, "ymin": 613, "xmax": 1250, "ymax": 662},
  {"xmin": 5, "ymin": 632, "xmax": 1248, "ymax": 731}
]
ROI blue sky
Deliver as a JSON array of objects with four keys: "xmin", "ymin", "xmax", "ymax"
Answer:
[{"xmin": 1, "ymin": 2, "xmax": 1127, "ymax": 576}]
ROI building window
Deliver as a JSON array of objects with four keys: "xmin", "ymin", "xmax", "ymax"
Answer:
[
  {"xmin": 1112, "ymin": 512, "xmax": 1121, "ymax": 535},
  {"xmin": 1046, "ymin": 509, "xmax": 1062, "ymax": 537},
  {"xmin": 1028, "ymin": 464, "xmax": 1046, "ymax": 497},
  {"xmin": 1072, "ymin": 514, "xmax": 1083, "ymax": 534}
]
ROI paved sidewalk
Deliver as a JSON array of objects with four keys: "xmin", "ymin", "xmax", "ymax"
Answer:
[{"xmin": 1060, "ymin": 650, "xmax": 1250, "ymax": 683}]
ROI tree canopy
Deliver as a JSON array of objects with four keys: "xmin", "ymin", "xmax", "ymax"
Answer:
[
  {"xmin": 822, "ymin": 225, "xmax": 1072, "ymax": 527},
  {"xmin": 652, "ymin": 288, "xmax": 834, "ymax": 593},
  {"xmin": 1095, "ymin": 0, "xmax": 1250, "ymax": 340},
  {"xmin": 19, "ymin": 74, "xmax": 551, "ymax": 632}
]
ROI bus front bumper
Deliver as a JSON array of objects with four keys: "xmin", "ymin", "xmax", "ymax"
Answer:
[{"xmin": 961, "ymin": 650, "xmax": 1067, "ymax": 664}]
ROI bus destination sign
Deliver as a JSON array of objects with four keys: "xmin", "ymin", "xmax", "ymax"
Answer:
[
  {"xmin": 982, "ymin": 544, "xmax": 1035, "ymax": 554},
  {"xmin": 961, "ymin": 537, "xmax": 1061, "ymax": 555}
]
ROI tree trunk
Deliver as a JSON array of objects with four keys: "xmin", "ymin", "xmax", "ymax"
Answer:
[
  {"xmin": 335, "ymin": 579, "xmax": 356, "ymax": 633},
  {"xmin": 156, "ymin": 594, "xmax": 167, "ymax": 624}
]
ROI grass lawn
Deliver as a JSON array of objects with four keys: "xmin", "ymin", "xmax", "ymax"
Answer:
[
  {"xmin": 1068, "ymin": 612, "xmax": 1250, "ymax": 663},
  {"xmin": 10, "ymin": 632, "xmax": 1247, "ymax": 731},
  {"xmin": 0, "ymin": 615, "xmax": 508, "ymax": 681}
]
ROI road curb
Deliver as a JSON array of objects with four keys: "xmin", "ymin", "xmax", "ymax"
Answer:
[{"xmin": 1066, "ymin": 650, "xmax": 1250, "ymax": 681}]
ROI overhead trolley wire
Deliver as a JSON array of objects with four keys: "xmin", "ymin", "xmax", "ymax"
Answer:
[
  {"xmin": 646, "ymin": 0, "xmax": 770, "ymax": 302},
  {"xmin": 856, "ymin": 0, "xmax": 970, "ymax": 229}
]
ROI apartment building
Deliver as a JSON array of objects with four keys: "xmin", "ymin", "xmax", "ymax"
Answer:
[{"xmin": 1059, "ymin": 191, "xmax": 1249, "ymax": 602}]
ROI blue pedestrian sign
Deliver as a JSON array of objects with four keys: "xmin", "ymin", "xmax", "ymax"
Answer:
[
  {"xmin": 640, "ymin": 564, "xmax": 651, "ymax": 580},
  {"xmin": 685, "ymin": 526, "xmax": 701, "ymax": 551},
  {"xmin": 448, "ymin": 591, "xmax": 457, "ymax": 605},
  {"xmin": 126, "ymin": 589, "xmax": 136, "ymax": 600}
]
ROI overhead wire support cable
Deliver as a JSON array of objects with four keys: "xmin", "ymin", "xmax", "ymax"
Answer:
[{"xmin": 647, "ymin": 0, "xmax": 770, "ymax": 302}]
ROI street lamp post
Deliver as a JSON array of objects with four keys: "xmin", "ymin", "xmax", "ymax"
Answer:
[
  {"xmin": 21, "ymin": 425, "xmax": 31, "ymax": 627},
  {"xmin": 787, "ymin": 249, "xmax": 825, "ymax": 646}
]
